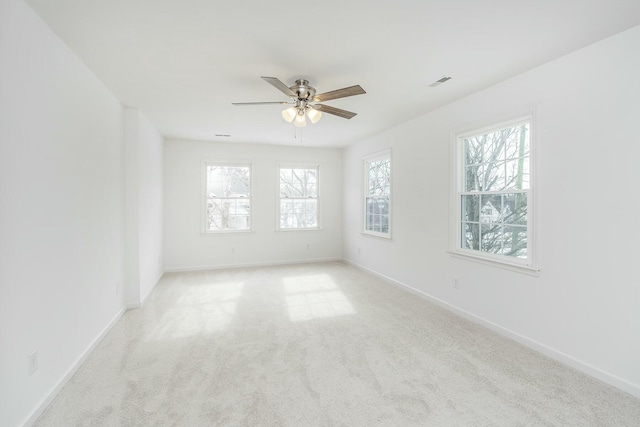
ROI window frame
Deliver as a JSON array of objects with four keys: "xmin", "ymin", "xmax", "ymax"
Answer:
[
  {"xmin": 201, "ymin": 161, "xmax": 253, "ymax": 234},
  {"xmin": 362, "ymin": 149, "xmax": 392, "ymax": 239},
  {"xmin": 451, "ymin": 115, "xmax": 538, "ymax": 273},
  {"xmin": 276, "ymin": 164, "xmax": 321, "ymax": 231}
]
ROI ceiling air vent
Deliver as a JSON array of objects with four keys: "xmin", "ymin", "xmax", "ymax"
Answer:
[
  {"xmin": 428, "ymin": 76, "xmax": 452, "ymax": 87},
  {"xmin": 215, "ymin": 134, "xmax": 231, "ymax": 137}
]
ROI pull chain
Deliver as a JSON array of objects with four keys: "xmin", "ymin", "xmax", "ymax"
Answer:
[{"xmin": 293, "ymin": 124, "xmax": 303, "ymax": 143}]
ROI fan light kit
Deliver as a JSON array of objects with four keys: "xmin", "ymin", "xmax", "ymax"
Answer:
[
  {"xmin": 233, "ymin": 77, "xmax": 366, "ymax": 128},
  {"xmin": 281, "ymin": 104, "xmax": 321, "ymax": 128}
]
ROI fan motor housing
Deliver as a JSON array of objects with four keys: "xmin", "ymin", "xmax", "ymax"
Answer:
[{"xmin": 290, "ymin": 79, "xmax": 316, "ymax": 100}]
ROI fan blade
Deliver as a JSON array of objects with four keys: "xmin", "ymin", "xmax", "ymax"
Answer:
[
  {"xmin": 232, "ymin": 101, "xmax": 291, "ymax": 106},
  {"xmin": 312, "ymin": 104, "xmax": 357, "ymax": 119},
  {"xmin": 312, "ymin": 85, "xmax": 365, "ymax": 102},
  {"xmin": 261, "ymin": 76, "xmax": 296, "ymax": 98}
]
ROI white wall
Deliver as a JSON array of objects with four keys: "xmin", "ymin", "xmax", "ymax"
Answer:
[
  {"xmin": 343, "ymin": 25, "xmax": 640, "ymax": 397},
  {"xmin": 0, "ymin": 0, "xmax": 128, "ymax": 425},
  {"xmin": 164, "ymin": 139, "xmax": 342, "ymax": 270},
  {"xmin": 125, "ymin": 109, "xmax": 164, "ymax": 305}
]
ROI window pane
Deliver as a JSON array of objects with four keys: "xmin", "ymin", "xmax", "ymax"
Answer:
[
  {"xmin": 380, "ymin": 214, "xmax": 389, "ymax": 233},
  {"xmin": 484, "ymin": 131, "xmax": 506, "ymax": 164},
  {"xmin": 280, "ymin": 199, "xmax": 293, "ymax": 228},
  {"xmin": 374, "ymin": 215, "xmax": 381, "ymax": 232},
  {"xmin": 291, "ymin": 169, "xmax": 307, "ymax": 197},
  {"xmin": 462, "ymin": 222, "xmax": 479, "ymax": 250},
  {"xmin": 302, "ymin": 199, "xmax": 318, "ymax": 228},
  {"xmin": 234, "ymin": 199, "xmax": 251, "ymax": 230},
  {"xmin": 279, "ymin": 196, "xmax": 318, "ymax": 229},
  {"xmin": 464, "ymin": 137, "xmax": 483, "ymax": 166},
  {"xmin": 367, "ymin": 215, "xmax": 380, "ymax": 231},
  {"xmin": 307, "ymin": 183, "xmax": 318, "ymax": 198},
  {"xmin": 205, "ymin": 164, "xmax": 251, "ymax": 232},
  {"xmin": 366, "ymin": 196, "xmax": 389, "ymax": 218},
  {"xmin": 206, "ymin": 199, "xmax": 223, "ymax": 231},
  {"xmin": 206, "ymin": 166, "xmax": 223, "ymax": 197},
  {"xmin": 378, "ymin": 196, "xmax": 389, "ymax": 216},
  {"xmin": 366, "ymin": 197, "xmax": 375, "ymax": 215},
  {"xmin": 505, "ymin": 123, "xmax": 530, "ymax": 160},
  {"xmin": 461, "ymin": 195, "xmax": 479, "ymax": 222},
  {"xmin": 305, "ymin": 169, "xmax": 318, "ymax": 197},
  {"xmin": 293, "ymin": 200, "xmax": 305, "ymax": 225},
  {"xmin": 365, "ymin": 197, "xmax": 374, "ymax": 232},
  {"xmin": 505, "ymin": 158, "xmax": 530, "ymax": 190},
  {"xmin": 232, "ymin": 167, "xmax": 250, "ymax": 196},
  {"xmin": 504, "ymin": 132, "xmax": 519, "ymax": 160},
  {"xmin": 370, "ymin": 196, "xmax": 389, "ymax": 233},
  {"xmin": 520, "ymin": 171, "xmax": 530, "ymax": 190},
  {"xmin": 368, "ymin": 159, "xmax": 390, "ymax": 196},
  {"xmin": 365, "ymin": 197, "xmax": 380, "ymax": 231},
  {"xmin": 280, "ymin": 169, "xmax": 294, "ymax": 197},
  {"xmin": 464, "ymin": 165, "xmax": 482, "ymax": 192},
  {"xmin": 207, "ymin": 166, "xmax": 222, "ymax": 197},
  {"xmin": 480, "ymin": 194, "xmax": 502, "ymax": 224},
  {"xmin": 207, "ymin": 198, "xmax": 250, "ymax": 231},
  {"xmin": 503, "ymin": 193, "xmax": 527, "ymax": 226},
  {"xmin": 483, "ymin": 161, "xmax": 506, "ymax": 191},
  {"xmin": 280, "ymin": 168, "xmax": 317, "ymax": 198},
  {"xmin": 365, "ymin": 196, "xmax": 389, "ymax": 233},
  {"xmin": 207, "ymin": 166, "xmax": 250, "ymax": 197},
  {"xmin": 366, "ymin": 214, "xmax": 374, "ymax": 231},
  {"xmin": 502, "ymin": 225, "xmax": 527, "ymax": 258},
  {"xmin": 481, "ymin": 222, "xmax": 503, "ymax": 254}
]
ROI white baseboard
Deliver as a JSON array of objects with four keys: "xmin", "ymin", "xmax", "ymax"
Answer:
[
  {"xmin": 164, "ymin": 257, "xmax": 342, "ymax": 273},
  {"xmin": 342, "ymin": 258, "xmax": 640, "ymax": 400},
  {"xmin": 21, "ymin": 306, "xmax": 128, "ymax": 427}
]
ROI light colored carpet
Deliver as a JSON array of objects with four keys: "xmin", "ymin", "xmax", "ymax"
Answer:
[{"xmin": 34, "ymin": 262, "xmax": 640, "ymax": 426}]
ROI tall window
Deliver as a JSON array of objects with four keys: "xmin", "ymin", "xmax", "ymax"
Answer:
[
  {"xmin": 204, "ymin": 163, "xmax": 251, "ymax": 232},
  {"xmin": 364, "ymin": 151, "xmax": 391, "ymax": 237},
  {"xmin": 279, "ymin": 166, "xmax": 319, "ymax": 230},
  {"xmin": 456, "ymin": 118, "xmax": 532, "ymax": 264}
]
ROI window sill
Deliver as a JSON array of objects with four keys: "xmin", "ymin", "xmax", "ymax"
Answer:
[
  {"xmin": 201, "ymin": 229, "xmax": 255, "ymax": 236},
  {"xmin": 361, "ymin": 231, "xmax": 392, "ymax": 241},
  {"xmin": 448, "ymin": 250, "xmax": 539, "ymax": 276},
  {"xmin": 276, "ymin": 228, "xmax": 322, "ymax": 232}
]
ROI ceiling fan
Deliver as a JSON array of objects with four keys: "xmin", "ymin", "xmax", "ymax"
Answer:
[{"xmin": 232, "ymin": 76, "xmax": 366, "ymax": 127}]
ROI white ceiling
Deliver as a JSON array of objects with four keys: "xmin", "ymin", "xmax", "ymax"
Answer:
[{"xmin": 26, "ymin": 0, "xmax": 640, "ymax": 147}]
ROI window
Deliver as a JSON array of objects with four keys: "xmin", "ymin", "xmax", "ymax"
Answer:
[
  {"xmin": 278, "ymin": 166, "xmax": 319, "ymax": 230},
  {"xmin": 363, "ymin": 150, "xmax": 391, "ymax": 237},
  {"xmin": 455, "ymin": 117, "xmax": 533, "ymax": 266},
  {"xmin": 204, "ymin": 163, "xmax": 251, "ymax": 232}
]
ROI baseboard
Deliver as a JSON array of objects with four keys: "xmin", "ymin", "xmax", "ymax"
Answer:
[
  {"xmin": 342, "ymin": 258, "xmax": 640, "ymax": 399},
  {"xmin": 164, "ymin": 257, "xmax": 342, "ymax": 273},
  {"xmin": 21, "ymin": 306, "xmax": 128, "ymax": 427}
]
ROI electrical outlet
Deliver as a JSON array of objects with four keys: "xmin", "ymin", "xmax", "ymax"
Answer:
[
  {"xmin": 28, "ymin": 351, "xmax": 38, "ymax": 375},
  {"xmin": 453, "ymin": 278, "xmax": 460, "ymax": 289},
  {"xmin": 115, "ymin": 281, "xmax": 120, "ymax": 295},
  {"xmin": 357, "ymin": 247, "xmax": 361, "ymax": 254},
  {"xmin": 306, "ymin": 243, "xmax": 310, "ymax": 249},
  {"xmin": 231, "ymin": 247, "xmax": 235, "ymax": 253}
]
